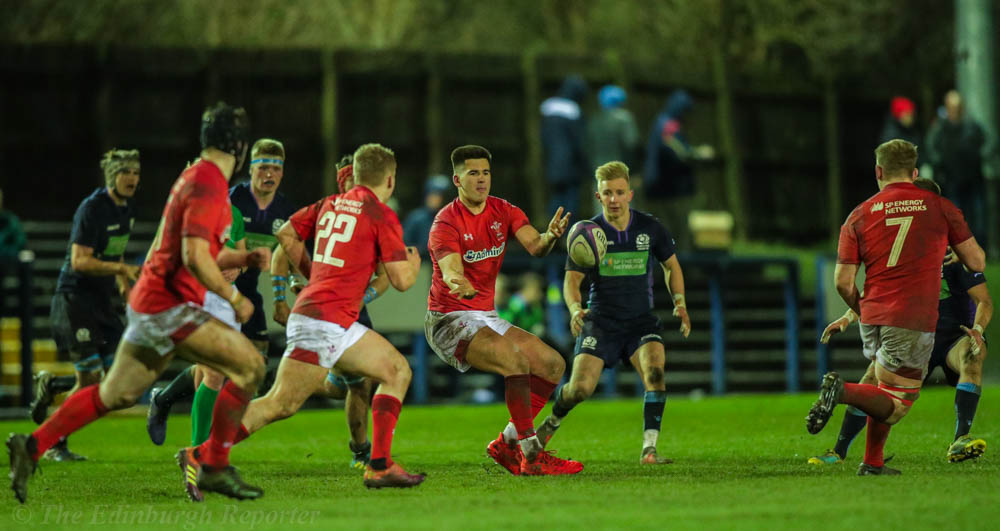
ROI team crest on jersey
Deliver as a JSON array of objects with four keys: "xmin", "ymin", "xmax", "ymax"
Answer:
[
  {"xmin": 582, "ymin": 336, "xmax": 597, "ymax": 349},
  {"xmin": 870, "ymin": 202, "xmax": 884, "ymax": 213},
  {"xmin": 220, "ymin": 224, "xmax": 231, "ymax": 244},
  {"xmin": 75, "ymin": 328, "xmax": 91, "ymax": 343},
  {"xmin": 491, "ymin": 221, "xmax": 504, "ymax": 241},
  {"xmin": 272, "ymin": 219, "xmax": 285, "ymax": 234},
  {"xmin": 636, "ymin": 233, "xmax": 650, "ymax": 250}
]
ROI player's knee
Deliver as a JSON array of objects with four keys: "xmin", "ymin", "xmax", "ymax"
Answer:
[
  {"xmin": 232, "ymin": 356, "xmax": 266, "ymax": 392},
  {"xmin": 394, "ymin": 360, "xmax": 412, "ymax": 388},
  {"xmin": 884, "ymin": 399, "xmax": 913, "ymax": 425},
  {"xmin": 106, "ymin": 387, "xmax": 142, "ymax": 410},
  {"xmin": 646, "ymin": 366, "xmax": 664, "ymax": 387}
]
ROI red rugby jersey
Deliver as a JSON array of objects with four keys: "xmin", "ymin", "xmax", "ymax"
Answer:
[
  {"xmin": 289, "ymin": 185, "xmax": 407, "ymax": 328},
  {"xmin": 427, "ymin": 196, "xmax": 530, "ymax": 313},
  {"xmin": 838, "ymin": 181, "xmax": 973, "ymax": 332},
  {"xmin": 131, "ymin": 160, "xmax": 232, "ymax": 314}
]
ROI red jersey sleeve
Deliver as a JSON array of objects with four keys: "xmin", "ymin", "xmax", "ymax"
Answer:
[
  {"xmin": 506, "ymin": 203, "xmax": 530, "ymax": 238},
  {"xmin": 429, "ymin": 218, "xmax": 462, "ymax": 261},
  {"xmin": 377, "ymin": 206, "xmax": 408, "ymax": 263},
  {"xmin": 290, "ymin": 200, "xmax": 323, "ymax": 242},
  {"xmin": 837, "ymin": 208, "xmax": 861, "ymax": 265},
  {"xmin": 181, "ymin": 176, "xmax": 225, "ymax": 242},
  {"xmin": 939, "ymin": 196, "xmax": 974, "ymax": 246}
]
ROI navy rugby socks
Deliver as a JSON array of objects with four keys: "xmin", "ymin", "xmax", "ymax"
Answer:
[{"xmin": 954, "ymin": 383, "xmax": 981, "ymax": 439}]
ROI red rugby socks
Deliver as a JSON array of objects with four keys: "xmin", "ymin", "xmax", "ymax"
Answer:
[
  {"xmin": 842, "ymin": 383, "xmax": 895, "ymax": 422},
  {"xmin": 864, "ymin": 417, "xmax": 891, "ymax": 467},
  {"xmin": 197, "ymin": 381, "xmax": 252, "ymax": 468},
  {"xmin": 31, "ymin": 384, "xmax": 108, "ymax": 460},
  {"xmin": 371, "ymin": 394, "xmax": 402, "ymax": 470},
  {"xmin": 504, "ymin": 374, "xmax": 535, "ymax": 438}
]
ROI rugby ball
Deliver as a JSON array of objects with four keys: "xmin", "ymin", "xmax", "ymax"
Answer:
[{"xmin": 567, "ymin": 221, "xmax": 607, "ymax": 268}]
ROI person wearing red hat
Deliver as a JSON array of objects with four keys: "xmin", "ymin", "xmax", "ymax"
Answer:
[{"xmin": 879, "ymin": 96, "xmax": 922, "ymax": 148}]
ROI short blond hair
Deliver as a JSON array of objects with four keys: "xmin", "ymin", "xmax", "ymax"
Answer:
[
  {"xmin": 251, "ymin": 138, "xmax": 285, "ymax": 160},
  {"xmin": 595, "ymin": 161, "xmax": 630, "ymax": 183},
  {"xmin": 353, "ymin": 143, "xmax": 396, "ymax": 186},
  {"xmin": 875, "ymin": 139, "xmax": 918, "ymax": 177}
]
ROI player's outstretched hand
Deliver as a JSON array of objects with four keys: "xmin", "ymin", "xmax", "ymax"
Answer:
[
  {"xmin": 673, "ymin": 305, "xmax": 691, "ymax": 338},
  {"xmin": 570, "ymin": 308, "xmax": 589, "ymax": 337},
  {"xmin": 247, "ymin": 248, "xmax": 272, "ymax": 270},
  {"xmin": 960, "ymin": 325, "xmax": 985, "ymax": 357},
  {"xmin": 547, "ymin": 207, "xmax": 572, "ymax": 239},
  {"xmin": 274, "ymin": 300, "xmax": 291, "ymax": 326},
  {"xmin": 234, "ymin": 295, "xmax": 254, "ymax": 324},
  {"xmin": 820, "ymin": 316, "xmax": 852, "ymax": 344},
  {"xmin": 122, "ymin": 263, "xmax": 141, "ymax": 282},
  {"xmin": 448, "ymin": 276, "xmax": 477, "ymax": 299}
]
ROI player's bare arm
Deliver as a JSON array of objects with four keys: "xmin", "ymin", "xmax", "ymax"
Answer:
[
  {"xmin": 383, "ymin": 246, "xmax": 421, "ymax": 292},
  {"xmin": 217, "ymin": 246, "xmax": 270, "ymax": 272},
  {"xmin": 438, "ymin": 252, "xmax": 477, "ymax": 299},
  {"xmin": 220, "ymin": 238, "xmax": 247, "ymax": 284},
  {"xmin": 270, "ymin": 242, "xmax": 294, "ymax": 325},
  {"xmin": 563, "ymin": 269, "xmax": 588, "ymax": 337},
  {"xmin": 833, "ymin": 263, "xmax": 861, "ymax": 315},
  {"xmin": 275, "ymin": 221, "xmax": 312, "ymax": 278},
  {"xmin": 359, "ymin": 263, "xmax": 391, "ymax": 310},
  {"xmin": 961, "ymin": 283, "xmax": 992, "ymax": 356},
  {"xmin": 952, "ymin": 237, "xmax": 986, "ymax": 272},
  {"xmin": 661, "ymin": 255, "xmax": 690, "ymax": 338},
  {"xmin": 182, "ymin": 235, "xmax": 253, "ymax": 323},
  {"xmin": 71, "ymin": 243, "xmax": 140, "ymax": 280},
  {"xmin": 515, "ymin": 207, "xmax": 571, "ymax": 257}
]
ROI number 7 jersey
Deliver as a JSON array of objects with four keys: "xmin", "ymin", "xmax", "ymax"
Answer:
[
  {"xmin": 288, "ymin": 185, "xmax": 408, "ymax": 328},
  {"xmin": 838, "ymin": 181, "xmax": 973, "ymax": 332}
]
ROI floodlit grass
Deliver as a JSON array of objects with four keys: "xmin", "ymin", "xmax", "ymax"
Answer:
[{"xmin": 1, "ymin": 386, "xmax": 996, "ymax": 530}]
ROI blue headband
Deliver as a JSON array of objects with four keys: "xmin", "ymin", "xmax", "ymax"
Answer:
[{"xmin": 251, "ymin": 158, "xmax": 284, "ymax": 166}]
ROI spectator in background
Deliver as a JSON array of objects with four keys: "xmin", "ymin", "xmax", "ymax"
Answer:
[
  {"xmin": 880, "ymin": 96, "xmax": 921, "ymax": 147},
  {"xmin": 589, "ymin": 85, "xmax": 640, "ymax": 169},
  {"xmin": 926, "ymin": 90, "xmax": 988, "ymax": 242},
  {"xmin": 498, "ymin": 272, "xmax": 547, "ymax": 338},
  {"xmin": 541, "ymin": 75, "xmax": 589, "ymax": 216},
  {"xmin": 0, "ymin": 188, "xmax": 27, "ymax": 258},
  {"xmin": 403, "ymin": 175, "xmax": 452, "ymax": 259},
  {"xmin": 643, "ymin": 89, "xmax": 714, "ymax": 251}
]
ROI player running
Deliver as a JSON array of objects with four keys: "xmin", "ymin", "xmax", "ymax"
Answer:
[
  {"xmin": 534, "ymin": 161, "xmax": 691, "ymax": 464},
  {"xmin": 231, "ymin": 143, "xmax": 426, "ymax": 489},
  {"xmin": 424, "ymin": 145, "xmax": 581, "ymax": 476},
  {"xmin": 269, "ymin": 155, "xmax": 381, "ymax": 470},
  {"xmin": 146, "ymin": 139, "xmax": 295, "ymax": 439},
  {"xmin": 805, "ymin": 139, "xmax": 985, "ymax": 476},
  {"xmin": 7, "ymin": 102, "xmax": 271, "ymax": 504},
  {"xmin": 811, "ymin": 178, "xmax": 991, "ymax": 465},
  {"xmin": 30, "ymin": 149, "xmax": 142, "ymax": 461}
]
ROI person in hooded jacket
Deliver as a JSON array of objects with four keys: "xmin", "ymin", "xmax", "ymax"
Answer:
[
  {"xmin": 643, "ymin": 90, "xmax": 714, "ymax": 251},
  {"xmin": 541, "ymin": 75, "xmax": 589, "ymax": 217}
]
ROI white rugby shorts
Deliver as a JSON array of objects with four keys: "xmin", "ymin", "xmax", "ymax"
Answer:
[
  {"xmin": 282, "ymin": 313, "xmax": 368, "ymax": 369},
  {"xmin": 424, "ymin": 310, "xmax": 513, "ymax": 372},
  {"xmin": 123, "ymin": 302, "xmax": 211, "ymax": 356},
  {"xmin": 203, "ymin": 291, "xmax": 240, "ymax": 331},
  {"xmin": 859, "ymin": 323, "xmax": 934, "ymax": 380}
]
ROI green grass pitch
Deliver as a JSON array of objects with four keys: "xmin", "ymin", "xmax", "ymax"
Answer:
[{"xmin": 1, "ymin": 385, "xmax": 996, "ymax": 530}]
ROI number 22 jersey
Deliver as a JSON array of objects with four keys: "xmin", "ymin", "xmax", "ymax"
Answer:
[
  {"xmin": 288, "ymin": 185, "xmax": 408, "ymax": 328},
  {"xmin": 837, "ymin": 181, "xmax": 973, "ymax": 332}
]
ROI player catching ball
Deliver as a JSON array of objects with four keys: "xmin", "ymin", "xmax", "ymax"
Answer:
[
  {"xmin": 424, "ymin": 145, "xmax": 582, "ymax": 476},
  {"xmin": 535, "ymin": 161, "xmax": 690, "ymax": 464}
]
